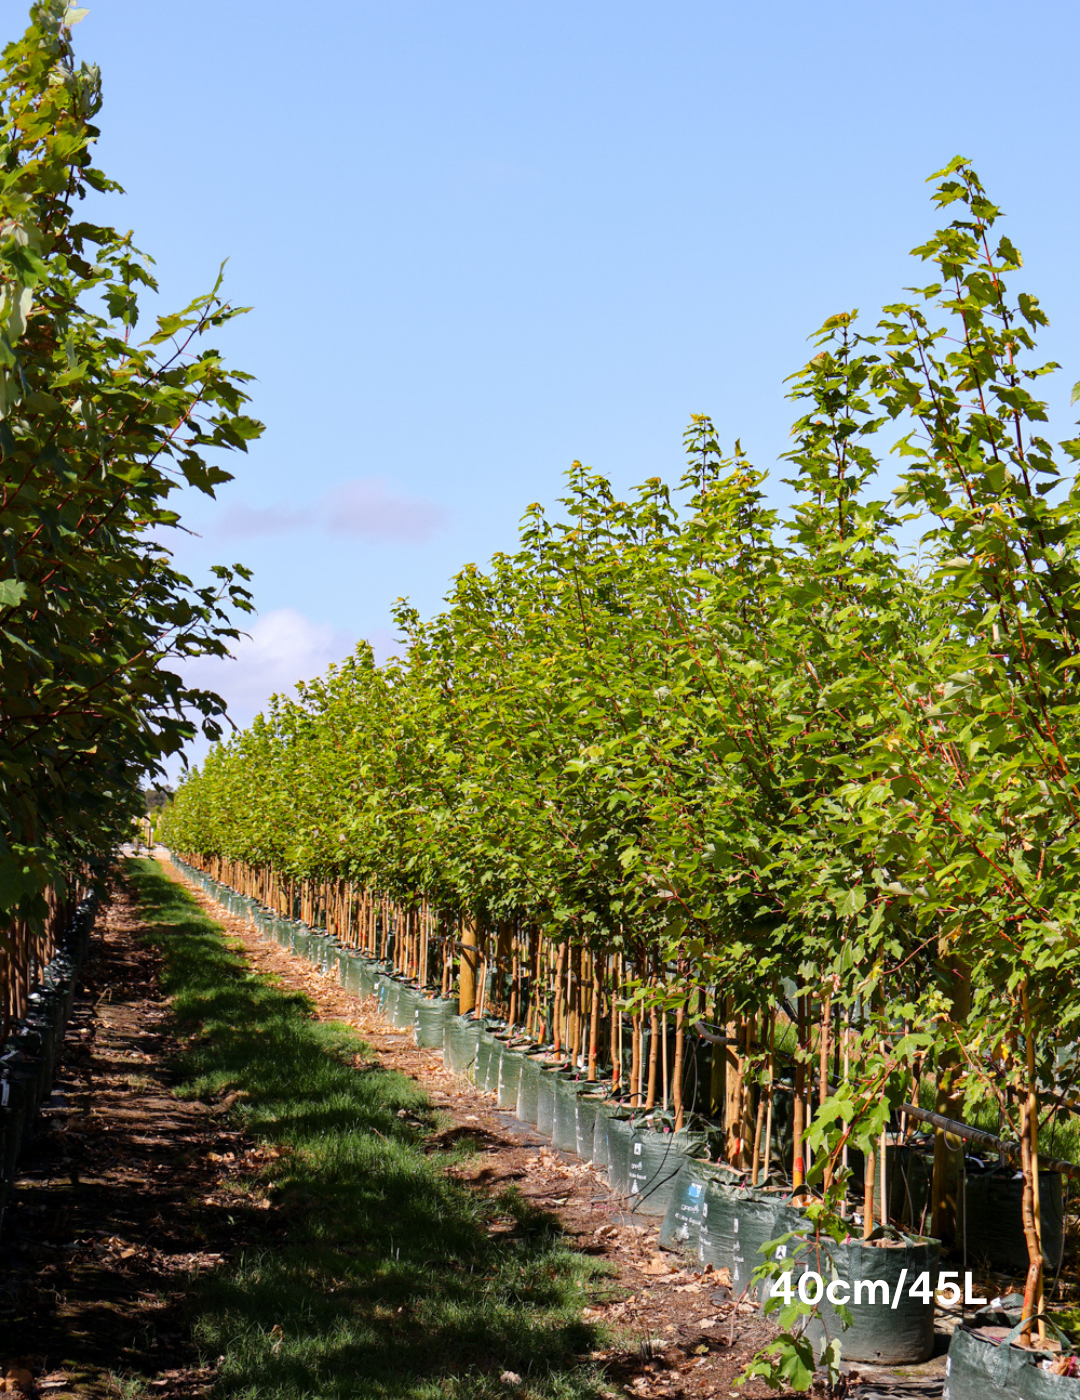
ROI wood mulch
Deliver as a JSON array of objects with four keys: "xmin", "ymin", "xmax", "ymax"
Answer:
[{"xmin": 0, "ymin": 859, "xmax": 778, "ymax": 1399}]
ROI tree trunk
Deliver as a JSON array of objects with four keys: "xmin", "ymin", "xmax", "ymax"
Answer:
[{"xmin": 458, "ymin": 915, "xmax": 478, "ymax": 1015}]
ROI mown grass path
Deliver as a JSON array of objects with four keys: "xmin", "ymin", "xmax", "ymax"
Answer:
[{"xmin": 128, "ymin": 859, "xmax": 612, "ymax": 1400}]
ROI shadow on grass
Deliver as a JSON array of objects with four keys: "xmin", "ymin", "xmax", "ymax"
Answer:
[{"xmin": 126, "ymin": 860, "xmax": 611, "ymax": 1400}]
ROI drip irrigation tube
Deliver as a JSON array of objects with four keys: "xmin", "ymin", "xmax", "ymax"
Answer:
[{"xmin": 900, "ymin": 1102, "xmax": 1080, "ymax": 1179}]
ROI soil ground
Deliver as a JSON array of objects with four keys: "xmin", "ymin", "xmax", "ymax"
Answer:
[{"xmin": 0, "ymin": 860, "xmax": 781, "ymax": 1399}]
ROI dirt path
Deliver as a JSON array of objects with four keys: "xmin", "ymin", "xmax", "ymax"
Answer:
[
  {"xmin": 0, "ymin": 878, "xmax": 277, "ymax": 1399},
  {"xmin": 163, "ymin": 860, "xmax": 775, "ymax": 1400},
  {"xmin": 0, "ymin": 863, "xmax": 775, "ymax": 1399}
]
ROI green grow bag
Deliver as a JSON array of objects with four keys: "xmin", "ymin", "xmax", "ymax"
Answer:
[
  {"xmin": 516, "ymin": 1053, "xmax": 543, "ymax": 1124},
  {"xmin": 553, "ymin": 1073, "xmax": 584, "ymax": 1153},
  {"xmin": 659, "ymin": 1157, "xmax": 735, "ymax": 1254},
  {"xmin": 592, "ymin": 1100, "xmax": 627, "ymax": 1170},
  {"xmin": 945, "ymin": 1313, "xmax": 1078, "ymax": 1400},
  {"xmin": 801, "ymin": 1234, "xmax": 941, "ymax": 1365},
  {"xmin": 963, "ymin": 1170, "xmax": 1065, "ymax": 1272},
  {"xmin": 605, "ymin": 1113, "xmax": 637, "ymax": 1195},
  {"xmin": 291, "ymin": 928, "xmax": 313, "ymax": 959},
  {"xmin": 475, "ymin": 1030, "xmax": 499, "ymax": 1093},
  {"xmin": 626, "ymin": 1123, "xmax": 708, "ymax": 1218},
  {"xmin": 414, "ymin": 996, "xmax": 455, "ymax": 1049},
  {"xmin": 391, "ymin": 984, "xmax": 420, "ymax": 1031},
  {"xmin": 698, "ymin": 1183, "xmax": 805, "ymax": 1296},
  {"xmin": 358, "ymin": 960, "xmax": 386, "ymax": 999},
  {"xmin": 383, "ymin": 979, "xmax": 402, "ymax": 1025},
  {"xmin": 446, "ymin": 1016, "xmax": 481, "ymax": 1079},
  {"xmin": 536, "ymin": 1064, "xmax": 561, "ymax": 1138},
  {"xmin": 340, "ymin": 953, "xmax": 364, "ymax": 996},
  {"xmin": 575, "ymin": 1089, "xmax": 606, "ymax": 1161},
  {"xmin": 0, "ymin": 1076, "xmax": 28, "ymax": 1185},
  {"xmin": 497, "ymin": 1043, "xmax": 524, "ymax": 1111}
]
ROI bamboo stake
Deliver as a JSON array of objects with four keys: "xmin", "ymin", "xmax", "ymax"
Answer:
[
  {"xmin": 672, "ymin": 997, "xmax": 686, "ymax": 1132},
  {"xmin": 1022, "ymin": 981, "xmax": 1045, "ymax": 1342},
  {"xmin": 588, "ymin": 954, "xmax": 600, "ymax": 1082},
  {"xmin": 646, "ymin": 973, "xmax": 660, "ymax": 1111},
  {"xmin": 792, "ymin": 995, "xmax": 806, "ymax": 1190},
  {"xmin": 662, "ymin": 1007, "xmax": 669, "ymax": 1114},
  {"xmin": 762, "ymin": 1006, "xmax": 775, "ymax": 1183}
]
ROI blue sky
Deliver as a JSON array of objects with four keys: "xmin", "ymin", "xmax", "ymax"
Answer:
[{"xmin": 62, "ymin": 1, "xmax": 1080, "ymax": 778}]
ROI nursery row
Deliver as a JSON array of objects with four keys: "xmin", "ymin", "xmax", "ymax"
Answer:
[
  {"xmin": 163, "ymin": 161, "xmax": 1080, "ymax": 1344},
  {"xmin": 0, "ymin": 9, "xmax": 259, "ymax": 1009},
  {"xmin": 179, "ymin": 858, "xmax": 1080, "ymax": 1391}
]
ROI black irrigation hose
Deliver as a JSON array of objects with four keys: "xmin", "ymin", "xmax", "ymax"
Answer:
[{"xmin": 900, "ymin": 1102, "xmax": 1080, "ymax": 1180}]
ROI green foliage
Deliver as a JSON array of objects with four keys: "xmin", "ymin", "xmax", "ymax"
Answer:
[
  {"xmin": 163, "ymin": 157, "xmax": 1080, "ymax": 1379},
  {"xmin": 0, "ymin": 5, "xmax": 261, "ymax": 919}
]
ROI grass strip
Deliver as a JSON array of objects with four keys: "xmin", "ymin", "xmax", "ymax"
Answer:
[{"xmin": 125, "ymin": 859, "xmax": 613, "ymax": 1400}]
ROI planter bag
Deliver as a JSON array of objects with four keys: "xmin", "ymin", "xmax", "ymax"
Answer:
[
  {"xmin": 476, "ymin": 1030, "xmax": 500, "ymax": 1093},
  {"xmin": 659, "ymin": 1157, "xmax": 743, "ymax": 1254},
  {"xmin": 592, "ymin": 1100, "xmax": 628, "ymax": 1170},
  {"xmin": 446, "ymin": 1016, "xmax": 481, "ymax": 1079},
  {"xmin": 963, "ymin": 1170, "xmax": 1065, "ymax": 1272},
  {"xmin": 493, "ymin": 1047, "xmax": 518, "ymax": 1108},
  {"xmin": 553, "ymin": 1072, "xmax": 589, "ymax": 1153},
  {"xmin": 699, "ymin": 1183, "xmax": 805, "ymax": 1296},
  {"xmin": 945, "ymin": 1314, "xmax": 1075, "ymax": 1400},
  {"xmin": 391, "ymin": 985, "xmax": 420, "ymax": 1031},
  {"xmin": 383, "ymin": 979, "xmax": 402, "ymax": 1026},
  {"xmin": 340, "ymin": 953, "xmax": 365, "ymax": 996},
  {"xmin": 606, "ymin": 1114, "xmax": 637, "ymax": 1196},
  {"xmin": 0, "ymin": 1076, "xmax": 28, "ymax": 1185},
  {"xmin": 801, "ymin": 1234, "xmax": 940, "ymax": 1365},
  {"xmin": 290, "ymin": 928, "xmax": 313, "ymax": 960},
  {"xmin": 536, "ymin": 1065, "xmax": 560, "ymax": 1139},
  {"xmin": 358, "ymin": 960, "xmax": 387, "ymax": 1000},
  {"xmin": 516, "ymin": 1054, "xmax": 543, "ymax": 1125},
  {"xmin": 414, "ymin": 996, "xmax": 455, "ymax": 1050},
  {"xmin": 497, "ymin": 1043, "xmax": 524, "ymax": 1110},
  {"xmin": 575, "ymin": 1090, "xmax": 606, "ymax": 1161},
  {"xmin": 626, "ymin": 1125, "xmax": 707, "ymax": 1218}
]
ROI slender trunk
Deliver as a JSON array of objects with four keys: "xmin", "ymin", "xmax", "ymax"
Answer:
[
  {"xmin": 1021, "ymin": 983, "xmax": 1044, "ymax": 1341},
  {"xmin": 610, "ymin": 956, "xmax": 621, "ymax": 1092},
  {"xmin": 762, "ymin": 1006, "xmax": 776, "ymax": 1183},
  {"xmin": 646, "ymin": 972, "xmax": 660, "ymax": 1110},
  {"xmin": 588, "ymin": 954, "xmax": 601, "ymax": 1081},
  {"xmin": 792, "ymin": 996, "xmax": 806, "ymax": 1190},
  {"xmin": 459, "ymin": 915, "xmax": 478, "ymax": 1015},
  {"xmin": 552, "ymin": 942, "xmax": 567, "ymax": 1054},
  {"xmin": 672, "ymin": 998, "xmax": 687, "ymax": 1132},
  {"xmin": 931, "ymin": 951, "xmax": 971, "ymax": 1245},
  {"xmin": 630, "ymin": 1007, "xmax": 642, "ymax": 1108}
]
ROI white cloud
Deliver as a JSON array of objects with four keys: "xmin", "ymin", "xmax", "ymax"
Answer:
[
  {"xmin": 160, "ymin": 607, "xmax": 356, "ymax": 783},
  {"xmin": 188, "ymin": 607, "xmax": 355, "ymax": 715},
  {"xmin": 212, "ymin": 477, "xmax": 448, "ymax": 545},
  {"xmin": 217, "ymin": 502, "xmax": 314, "ymax": 537},
  {"xmin": 323, "ymin": 476, "xmax": 448, "ymax": 543}
]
